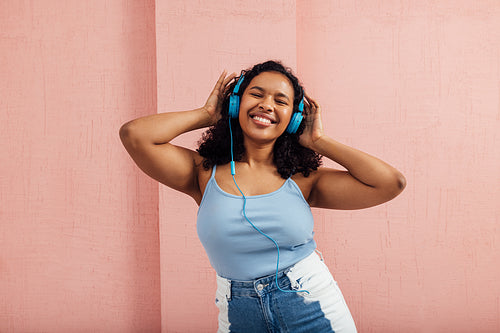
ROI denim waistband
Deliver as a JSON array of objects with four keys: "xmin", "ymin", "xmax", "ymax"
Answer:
[
  {"xmin": 216, "ymin": 251, "xmax": 322, "ymax": 298},
  {"xmin": 231, "ymin": 269, "xmax": 292, "ymax": 296}
]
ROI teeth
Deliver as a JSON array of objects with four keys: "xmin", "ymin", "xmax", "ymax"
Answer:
[{"xmin": 253, "ymin": 116, "xmax": 272, "ymax": 124}]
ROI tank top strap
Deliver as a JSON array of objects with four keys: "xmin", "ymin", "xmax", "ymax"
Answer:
[
  {"xmin": 198, "ymin": 165, "xmax": 217, "ymax": 213},
  {"xmin": 210, "ymin": 164, "xmax": 217, "ymax": 180}
]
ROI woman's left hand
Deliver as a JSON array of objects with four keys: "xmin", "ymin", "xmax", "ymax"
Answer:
[{"xmin": 298, "ymin": 93, "xmax": 325, "ymax": 150}]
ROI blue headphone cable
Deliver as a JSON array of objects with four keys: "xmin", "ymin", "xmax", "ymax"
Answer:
[{"xmin": 228, "ymin": 119, "xmax": 309, "ymax": 294}]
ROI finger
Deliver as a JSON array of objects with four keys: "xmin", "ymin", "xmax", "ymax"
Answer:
[
  {"xmin": 304, "ymin": 92, "xmax": 317, "ymax": 107},
  {"xmin": 303, "ymin": 96, "xmax": 315, "ymax": 114},
  {"xmin": 212, "ymin": 70, "xmax": 228, "ymax": 92},
  {"xmin": 222, "ymin": 72, "xmax": 237, "ymax": 88},
  {"xmin": 303, "ymin": 100, "xmax": 312, "ymax": 115},
  {"xmin": 304, "ymin": 93, "xmax": 321, "ymax": 113},
  {"xmin": 217, "ymin": 73, "xmax": 237, "ymax": 99}
]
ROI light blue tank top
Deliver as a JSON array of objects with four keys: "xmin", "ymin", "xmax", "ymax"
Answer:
[{"xmin": 197, "ymin": 165, "xmax": 317, "ymax": 281}]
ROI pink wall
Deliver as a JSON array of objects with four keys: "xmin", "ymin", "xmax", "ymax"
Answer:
[
  {"xmin": 2, "ymin": 1, "xmax": 500, "ymax": 332},
  {"xmin": 0, "ymin": 1, "xmax": 160, "ymax": 331}
]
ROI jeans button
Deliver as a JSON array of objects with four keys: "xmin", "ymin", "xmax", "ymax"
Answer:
[{"xmin": 256, "ymin": 284, "xmax": 264, "ymax": 291}]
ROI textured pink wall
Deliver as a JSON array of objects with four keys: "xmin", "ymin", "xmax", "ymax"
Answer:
[
  {"xmin": 2, "ymin": 1, "xmax": 500, "ymax": 332},
  {"xmin": 0, "ymin": 1, "xmax": 160, "ymax": 331}
]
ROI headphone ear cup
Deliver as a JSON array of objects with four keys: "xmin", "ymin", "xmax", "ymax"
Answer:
[
  {"xmin": 286, "ymin": 112, "xmax": 303, "ymax": 134},
  {"xmin": 228, "ymin": 94, "xmax": 240, "ymax": 118}
]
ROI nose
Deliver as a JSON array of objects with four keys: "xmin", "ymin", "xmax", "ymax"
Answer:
[{"xmin": 258, "ymin": 95, "xmax": 274, "ymax": 111}]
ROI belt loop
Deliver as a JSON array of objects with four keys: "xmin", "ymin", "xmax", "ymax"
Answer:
[
  {"xmin": 285, "ymin": 266, "xmax": 301, "ymax": 291},
  {"xmin": 285, "ymin": 270, "xmax": 300, "ymax": 290}
]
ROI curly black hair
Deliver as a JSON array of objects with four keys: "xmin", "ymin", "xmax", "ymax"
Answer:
[{"xmin": 197, "ymin": 60, "xmax": 322, "ymax": 179}]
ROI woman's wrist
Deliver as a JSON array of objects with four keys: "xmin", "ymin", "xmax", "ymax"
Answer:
[
  {"xmin": 199, "ymin": 106, "xmax": 220, "ymax": 127},
  {"xmin": 305, "ymin": 134, "xmax": 329, "ymax": 154},
  {"xmin": 187, "ymin": 107, "xmax": 214, "ymax": 129}
]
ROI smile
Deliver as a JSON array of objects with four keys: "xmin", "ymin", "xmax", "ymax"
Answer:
[
  {"xmin": 253, "ymin": 116, "xmax": 272, "ymax": 124},
  {"xmin": 250, "ymin": 114, "xmax": 277, "ymax": 126}
]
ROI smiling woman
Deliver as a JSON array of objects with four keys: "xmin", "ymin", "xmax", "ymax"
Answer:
[{"xmin": 119, "ymin": 60, "xmax": 405, "ymax": 332}]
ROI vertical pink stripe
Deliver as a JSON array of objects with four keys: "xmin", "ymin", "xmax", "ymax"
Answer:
[{"xmin": 0, "ymin": 0, "xmax": 160, "ymax": 331}]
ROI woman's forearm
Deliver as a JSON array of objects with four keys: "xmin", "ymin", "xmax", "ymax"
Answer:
[
  {"xmin": 311, "ymin": 136, "xmax": 406, "ymax": 191},
  {"xmin": 120, "ymin": 71, "xmax": 234, "ymax": 147},
  {"xmin": 119, "ymin": 108, "xmax": 212, "ymax": 145}
]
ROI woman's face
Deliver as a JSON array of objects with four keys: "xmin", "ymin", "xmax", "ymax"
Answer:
[{"xmin": 238, "ymin": 71, "xmax": 295, "ymax": 144}]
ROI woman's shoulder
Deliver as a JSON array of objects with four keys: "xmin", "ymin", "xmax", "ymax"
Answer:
[
  {"xmin": 290, "ymin": 168, "xmax": 322, "ymax": 202},
  {"xmin": 196, "ymin": 161, "xmax": 233, "ymax": 201}
]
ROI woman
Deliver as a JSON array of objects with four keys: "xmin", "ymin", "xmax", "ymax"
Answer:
[{"xmin": 120, "ymin": 60, "xmax": 406, "ymax": 332}]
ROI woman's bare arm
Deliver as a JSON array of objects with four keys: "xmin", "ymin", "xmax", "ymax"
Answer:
[
  {"xmin": 300, "ymin": 94, "xmax": 406, "ymax": 210},
  {"xmin": 119, "ymin": 71, "xmax": 235, "ymax": 203}
]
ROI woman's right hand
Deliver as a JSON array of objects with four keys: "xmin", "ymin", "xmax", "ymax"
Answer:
[{"xmin": 203, "ymin": 71, "xmax": 237, "ymax": 125}]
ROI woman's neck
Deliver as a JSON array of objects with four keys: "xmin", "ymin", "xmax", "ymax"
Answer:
[{"xmin": 242, "ymin": 139, "xmax": 275, "ymax": 167}]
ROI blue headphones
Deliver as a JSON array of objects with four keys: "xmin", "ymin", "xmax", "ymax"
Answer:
[{"xmin": 228, "ymin": 75, "xmax": 304, "ymax": 134}]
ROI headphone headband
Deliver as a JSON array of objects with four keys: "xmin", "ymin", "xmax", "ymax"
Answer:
[
  {"xmin": 228, "ymin": 75, "xmax": 244, "ymax": 118},
  {"xmin": 233, "ymin": 74, "xmax": 245, "ymax": 94},
  {"xmin": 298, "ymin": 98, "xmax": 304, "ymax": 112}
]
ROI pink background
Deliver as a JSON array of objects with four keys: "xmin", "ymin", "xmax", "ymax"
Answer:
[{"xmin": 1, "ymin": 1, "xmax": 499, "ymax": 332}]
